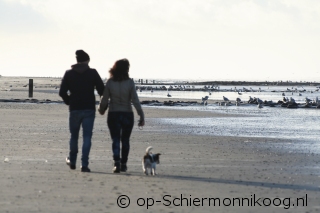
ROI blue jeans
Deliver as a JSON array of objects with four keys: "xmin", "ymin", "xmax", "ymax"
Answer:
[
  {"xmin": 107, "ymin": 112, "xmax": 134, "ymax": 164},
  {"xmin": 69, "ymin": 110, "xmax": 95, "ymax": 167}
]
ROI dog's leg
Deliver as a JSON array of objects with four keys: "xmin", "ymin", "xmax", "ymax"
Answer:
[
  {"xmin": 152, "ymin": 165, "xmax": 157, "ymax": 176},
  {"xmin": 144, "ymin": 163, "xmax": 149, "ymax": 175},
  {"xmin": 142, "ymin": 161, "xmax": 148, "ymax": 175}
]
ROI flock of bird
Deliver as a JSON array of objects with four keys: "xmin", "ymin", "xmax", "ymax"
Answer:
[
  {"xmin": 208, "ymin": 86, "xmax": 320, "ymax": 109},
  {"xmin": 212, "ymin": 95, "xmax": 320, "ymax": 109},
  {"xmin": 217, "ymin": 94, "xmax": 320, "ymax": 109},
  {"xmin": 138, "ymin": 84, "xmax": 320, "ymax": 109}
]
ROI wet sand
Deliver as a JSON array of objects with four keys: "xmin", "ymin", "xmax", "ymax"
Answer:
[{"xmin": 0, "ymin": 77, "xmax": 319, "ymax": 213}]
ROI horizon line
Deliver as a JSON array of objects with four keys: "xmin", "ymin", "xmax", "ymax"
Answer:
[{"xmin": 1, "ymin": 75, "xmax": 319, "ymax": 84}]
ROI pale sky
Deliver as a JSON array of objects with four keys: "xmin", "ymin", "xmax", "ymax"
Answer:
[{"xmin": 1, "ymin": 0, "xmax": 320, "ymax": 81}]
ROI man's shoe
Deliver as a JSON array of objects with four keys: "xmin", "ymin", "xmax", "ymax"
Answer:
[
  {"xmin": 81, "ymin": 167, "xmax": 91, "ymax": 172},
  {"xmin": 66, "ymin": 157, "xmax": 76, "ymax": 170},
  {"xmin": 120, "ymin": 163, "xmax": 127, "ymax": 172},
  {"xmin": 113, "ymin": 161, "xmax": 120, "ymax": 173}
]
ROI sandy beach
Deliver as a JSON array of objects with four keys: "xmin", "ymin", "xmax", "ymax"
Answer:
[{"xmin": 0, "ymin": 77, "xmax": 319, "ymax": 213}]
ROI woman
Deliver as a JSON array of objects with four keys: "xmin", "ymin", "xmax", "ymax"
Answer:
[{"xmin": 98, "ymin": 59, "xmax": 145, "ymax": 173}]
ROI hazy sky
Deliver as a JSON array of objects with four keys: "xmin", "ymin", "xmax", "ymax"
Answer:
[{"xmin": 1, "ymin": 0, "xmax": 320, "ymax": 81}]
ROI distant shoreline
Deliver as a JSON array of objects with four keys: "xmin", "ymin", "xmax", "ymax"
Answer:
[
  {"xmin": 0, "ymin": 76, "xmax": 319, "ymax": 87},
  {"xmin": 137, "ymin": 81, "xmax": 320, "ymax": 87}
]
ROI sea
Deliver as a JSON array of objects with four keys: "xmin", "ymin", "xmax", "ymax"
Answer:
[{"xmin": 137, "ymin": 84, "xmax": 320, "ymax": 154}]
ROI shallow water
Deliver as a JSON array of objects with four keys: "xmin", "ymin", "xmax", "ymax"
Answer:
[
  {"xmin": 139, "ymin": 84, "xmax": 320, "ymax": 153},
  {"xmin": 147, "ymin": 104, "xmax": 320, "ymax": 153}
]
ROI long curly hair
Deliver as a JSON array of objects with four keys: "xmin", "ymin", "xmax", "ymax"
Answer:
[{"xmin": 109, "ymin": 59, "xmax": 130, "ymax": 81}]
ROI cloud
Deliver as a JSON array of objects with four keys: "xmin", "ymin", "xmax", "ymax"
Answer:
[
  {"xmin": 1, "ymin": 0, "xmax": 320, "ymax": 80},
  {"xmin": 5, "ymin": 0, "xmax": 320, "ymax": 34},
  {"xmin": 279, "ymin": 0, "xmax": 320, "ymax": 30},
  {"xmin": 0, "ymin": 0, "xmax": 54, "ymax": 34}
]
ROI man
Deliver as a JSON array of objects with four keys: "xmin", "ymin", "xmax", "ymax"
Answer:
[{"xmin": 59, "ymin": 50, "xmax": 105, "ymax": 172}]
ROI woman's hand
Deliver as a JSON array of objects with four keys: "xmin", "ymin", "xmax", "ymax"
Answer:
[
  {"xmin": 138, "ymin": 119, "xmax": 145, "ymax": 127},
  {"xmin": 98, "ymin": 106, "xmax": 106, "ymax": 115}
]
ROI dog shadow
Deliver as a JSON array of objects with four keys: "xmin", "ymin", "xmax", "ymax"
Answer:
[
  {"xmin": 155, "ymin": 174, "xmax": 320, "ymax": 192},
  {"xmin": 88, "ymin": 168, "xmax": 319, "ymax": 192},
  {"xmin": 90, "ymin": 170, "xmax": 319, "ymax": 192}
]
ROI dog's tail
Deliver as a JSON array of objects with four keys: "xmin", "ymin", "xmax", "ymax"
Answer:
[{"xmin": 146, "ymin": 146, "xmax": 153, "ymax": 154}]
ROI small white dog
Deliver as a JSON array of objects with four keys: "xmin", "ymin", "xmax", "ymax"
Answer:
[{"xmin": 142, "ymin": 146, "xmax": 161, "ymax": 175}]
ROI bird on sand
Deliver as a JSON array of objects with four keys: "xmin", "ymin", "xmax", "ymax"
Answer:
[
  {"xmin": 202, "ymin": 96, "xmax": 209, "ymax": 101},
  {"xmin": 223, "ymin": 96, "xmax": 229, "ymax": 102}
]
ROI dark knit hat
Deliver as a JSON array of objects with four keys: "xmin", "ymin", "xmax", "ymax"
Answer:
[{"xmin": 76, "ymin": 50, "xmax": 90, "ymax": 62}]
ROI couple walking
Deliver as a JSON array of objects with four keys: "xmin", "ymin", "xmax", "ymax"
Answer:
[{"xmin": 59, "ymin": 50, "xmax": 144, "ymax": 173}]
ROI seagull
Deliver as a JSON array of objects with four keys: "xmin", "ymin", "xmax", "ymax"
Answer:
[
  {"xmin": 167, "ymin": 93, "xmax": 171, "ymax": 97},
  {"xmin": 243, "ymin": 87, "xmax": 250, "ymax": 92},
  {"xmin": 257, "ymin": 98, "xmax": 263, "ymax": 104},
  {"xmin": 238, "ymin": 91, "xmax": 242, "ymax": 95},
  {"xmin": 257, "ymin": 103, "xmax": 263, "ymax": 108},
  {"xmin": 289, "ymin": 97, "xmax": 296, "ymax": 103},
  {"xmin": 305, "ymin": 97, "xmax": 312, "ymax": 102},
  {"xmin": 202, "ymin": 96, "xmax": 209, "ymax": 101},
  {"xmin": 223, "ymin": 96, "xmax": 229, "ymax": 102},
  {"xmin": 236, "ymin": 98, "xmax": 241, "ymax": 106},
  {"xmin": 282, "ymin": 97, "xmax": 287, "ymax": 103},
  {"xmin": 265, "ymin": 100, "xmax": 275, "ymax": 106},
  {"xmin": 282, "ymin": 92, "xmax": 285, "ymax": 96}
]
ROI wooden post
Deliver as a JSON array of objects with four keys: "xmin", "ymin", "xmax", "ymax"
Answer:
[{"xmin": 29, "ymin": 79, "xmax": 33, "ymax": 98}]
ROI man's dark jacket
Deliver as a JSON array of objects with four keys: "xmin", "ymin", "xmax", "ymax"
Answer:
[{"xmin": 59, "ymin": 64, "xmax": 105, "ymax": 111}]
